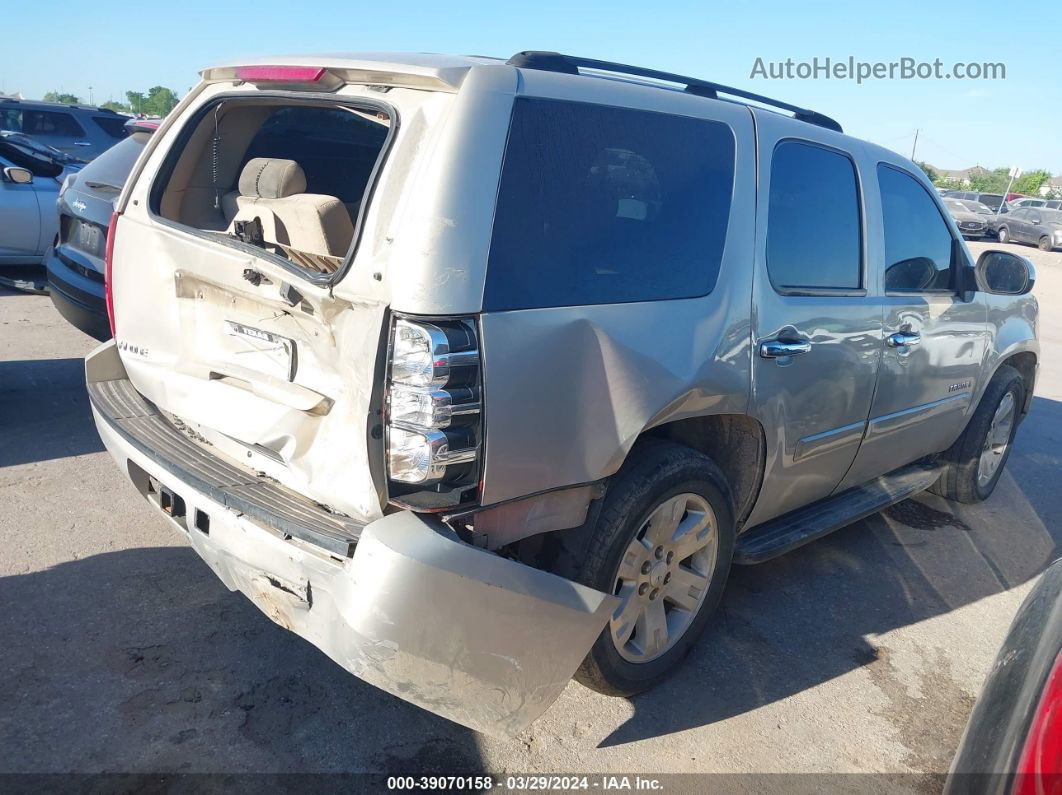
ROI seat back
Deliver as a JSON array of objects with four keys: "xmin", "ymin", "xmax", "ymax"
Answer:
[{"xmin": 224, "ymin": 158, "xmax": 354, "ymax": 258}]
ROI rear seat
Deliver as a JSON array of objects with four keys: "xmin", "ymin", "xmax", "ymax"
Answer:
[{"xmin": 223, "ymin": 158, "xmax": 354, "ymax": 258}]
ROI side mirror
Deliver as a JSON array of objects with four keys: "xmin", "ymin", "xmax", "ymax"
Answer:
[
  {"xmin": 976, "ymin": 250, "xmax": 1035, "ymax": 295},
  {"xmin": 3, "ymin": 166, "xmax": 33, "ymax": 184}
]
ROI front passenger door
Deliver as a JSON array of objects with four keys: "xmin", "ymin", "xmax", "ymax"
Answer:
[
  {"xmin": 838, "ymin": 163, "xmax": 987, "ymax": 490},
  {"xmin": 0, "ymin": 156, "xmax": 42, "ymax": 261}
]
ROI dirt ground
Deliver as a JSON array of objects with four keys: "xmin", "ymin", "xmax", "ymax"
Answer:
[{"xmin": 1, "ymin": 240, "xmax": 1060, "ymax": 788}]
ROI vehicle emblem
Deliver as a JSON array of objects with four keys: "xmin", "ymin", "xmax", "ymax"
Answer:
[{"xmin": 71, "ymin": 199, "xmax": 87, "ymax": 212}]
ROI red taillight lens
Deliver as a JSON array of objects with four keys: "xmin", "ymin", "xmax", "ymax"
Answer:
[
  {"xmin": 1014, "ymin": 652, "xmax": 1062, "ymax": 795},
  {"xmin": 235, "ymin": 66, "xmax": 325, "ymax": 83},
  {"xmin": 104, "ymin": 211, "xmax": 119, "ymax": 336}
]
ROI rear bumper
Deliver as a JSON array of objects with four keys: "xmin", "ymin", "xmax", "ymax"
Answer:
[
  {"xmin": 86, "ymin": 341, "xmax": 615, "ymax": 736},
  {"xmin": 45, "ymin": 246, "xmax": 110, "ymax": 341}
]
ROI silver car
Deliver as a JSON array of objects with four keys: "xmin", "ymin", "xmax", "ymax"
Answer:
[
  {"xmin": 996, "ymin": 207, "xmax": 1062, "ymax": 251},
  {"xmin": 88, "ymin": 51, "xmax": 1039, "ymax": 735},
  {"xmin": 0, "ymin": 133, "xmax": 83, "ymax": 266}
]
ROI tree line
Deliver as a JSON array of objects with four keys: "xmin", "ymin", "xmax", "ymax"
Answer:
[
  {"xmin": 917, "ymin": 162, "xmax": 1057, "ymax": 197},
  {"xmin": 42, "ymin": 87, "xmax": 180, "ymax": 117}
]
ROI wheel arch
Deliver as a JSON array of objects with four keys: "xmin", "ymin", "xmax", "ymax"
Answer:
[
  {"xmin": 637, "ymin": 414, "xmax": 767, "ymax": 530},
  {"xmin": 998, "ymin": 350, "xmax": 1037, "ymax": 418}
]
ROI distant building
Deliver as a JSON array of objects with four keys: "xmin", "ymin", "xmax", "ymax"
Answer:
[
  {"xmin": 1039, "ymin": 176, "xmax": 1062, "ymax": 198},
  {"xmin": 925, "ymin": 165, "xmax": 993, "ymax": 185},
  {"xmin": 0, "ymin": 91, "xmax": 24, "ymax": 100}
]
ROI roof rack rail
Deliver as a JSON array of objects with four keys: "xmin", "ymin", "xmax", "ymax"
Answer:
[{"xmin": 506, "ymin": 51, "xmax": 843, "ymax": 134}]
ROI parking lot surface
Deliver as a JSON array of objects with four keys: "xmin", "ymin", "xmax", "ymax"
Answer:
[{"xmin": 1, "ymin": 242, "xmax": 1060, "ymax": 786}]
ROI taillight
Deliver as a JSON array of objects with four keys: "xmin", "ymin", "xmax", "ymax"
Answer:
[
  {"xmin": 1014, "ymin": 651, "xmax": 1062, "ymax": 795},
  {"xmin": 385, "ymin": 317, "xmax": 481, "ymax": 501},
  {"xmin": 104, "ymin": 211, "xmax": 119, "ymax": 336}
]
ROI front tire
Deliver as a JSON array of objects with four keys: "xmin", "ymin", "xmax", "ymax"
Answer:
[
  {"xmin": 997, "ymin": 226, "xmax": 1010, "ymax": 244},
  {"xmin": 931, "ymin": 366, "xmax": 1024, "ymax": 503},
  {"xmin": 1039, "ymin": 236, "xmax": 1053, "ymax": 252},
  {"xmin": 554, "ymin": 441, "xmax": 736, "ymax": 697}
]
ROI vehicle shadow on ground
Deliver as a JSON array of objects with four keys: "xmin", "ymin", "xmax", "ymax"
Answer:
[
  {"xmin": 0, "ymin": 358, "xmax": 105, "ymax": 467},
  {"xmin": 602, "ymin": 395, "xmax": 1062, "ymax": 747},
  {"xmin": 0, "ymin": 545, "xmax": 485, "ymax": 774}
]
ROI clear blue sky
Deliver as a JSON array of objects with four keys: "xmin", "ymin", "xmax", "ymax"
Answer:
[{"xmin": 5, "ymin": 0, "xmax": 1059, "ymax": 172}]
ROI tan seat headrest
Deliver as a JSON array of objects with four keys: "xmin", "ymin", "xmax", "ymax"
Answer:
[{"xmin": 238, "ymin": 158, "xmax": 307, "ymax": 199}]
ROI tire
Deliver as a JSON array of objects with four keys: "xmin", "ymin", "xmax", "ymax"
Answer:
[
  {"xmin": 1039, "ymin": 236, "xmax": 1053, "ymax": 252},
  {"xmin": 997, "ymin": 226, "xmax": 1010, "ymax": 244},
  {"xmin": 931, "ymin": 366, "xmax": 1024, "ymax": 503},
  {"xmin": 549, "ymin": 440, "xmax": 736, "ymax": 696}
]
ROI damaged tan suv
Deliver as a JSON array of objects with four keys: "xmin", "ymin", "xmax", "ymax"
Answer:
[{"xmin": 87, "ymin": 51, "xmax": 1039, "ymax": 735}]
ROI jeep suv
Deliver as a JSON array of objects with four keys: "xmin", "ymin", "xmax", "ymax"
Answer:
[{"xmin": 86, "ymin": 51, "xmax": 1039, "ymax": 736}]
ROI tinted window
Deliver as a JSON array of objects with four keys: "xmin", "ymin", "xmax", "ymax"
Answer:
[
  {"xmin": 878, "ymin": 165, "xmax": 954, "ymax": 292},
  {"xmin": 977, "ymin": 193, "xmax": 1004, "ymax": 210},
  {"xmin": 483, "ymin": 98, "xmax": 735, "ymax": 310},
  {"xmin": 766, "ymin": 141, "xmax": 861, "ymax": 290},
  {"xmin": 23, "ymin": 110, "xmax": 85, "ymax": 137},
  {"xmin": 75, "ymin": 132, "xmax": 149, "ymax": 191},
  {"xmin": 0, "ymin": 109, "xmax": 20, "ymax": 131},
  {"xmin": 243, "ymin": 105, "xmax": 389, "ymax": 205},
  {"xmin": 92, "ymin": 115, "xmax": 129, "ymax": 139}
]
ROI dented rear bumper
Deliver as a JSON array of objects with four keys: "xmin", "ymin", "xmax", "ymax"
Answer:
[{"xmin": 86, "ymin": 340, "xmax": 616, "ymax": 735}]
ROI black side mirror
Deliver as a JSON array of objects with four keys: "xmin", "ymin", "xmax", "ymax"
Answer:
[{"xmin": 976, "ymin": 250, "xmax": 1036, "ymax": 295}]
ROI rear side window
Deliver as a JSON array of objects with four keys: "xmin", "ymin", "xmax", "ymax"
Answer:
[
  {"xmin": 23, "ymin": 110, "xmax": 85, "ymax": 137},
  {"xmin": 92, "ymin": 115, "xmax": 129, "ymax": 139},
  {"xmin": 766, "ymin": 141, "xmax": 862, "ymax": 290},
  {"xmin": 878, "ymin": 165, "xmax": 954, "ymax": 292},
  {"xmin": 75, "ymin": 132, "xmax": 149, "ymax": 191},
  {"xmin": 483, "ymin": 98, "xmax": 735, "ymax": 311}
]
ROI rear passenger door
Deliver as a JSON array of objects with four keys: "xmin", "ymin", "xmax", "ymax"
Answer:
[
  {"xmin": 746, "ymin": 114, "xmax": 881, "ymax": 527},
  {"xmin": 837, "ymin": 162, "xmax": 987, "ymax": 490}
]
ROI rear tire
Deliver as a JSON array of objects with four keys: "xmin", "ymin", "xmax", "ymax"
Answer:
[
  {"xmin": 931, "ymin": 366, "xmax": 1024, "ymax": 503},
  {"xmin": 997, "ymin": 226, "xmax": 1010, "ymax": 244},
  {"xmin": 549, "ymin": 440, "xmax": 735, "ymax": 697}
]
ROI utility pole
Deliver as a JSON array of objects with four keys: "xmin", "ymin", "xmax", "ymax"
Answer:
[{"xmin": 910, "ymin": 128, "xmax": 920, "ymax": 161}]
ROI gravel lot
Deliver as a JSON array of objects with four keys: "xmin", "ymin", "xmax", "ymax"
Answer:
[{"xmin": 1, "ymin": 241, "xmax": 1060, "ymax": 788}]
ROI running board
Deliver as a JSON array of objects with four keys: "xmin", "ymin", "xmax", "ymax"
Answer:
[{"xmin": 734, "ymin": 462, "xmax": 942, "ymax": 565}]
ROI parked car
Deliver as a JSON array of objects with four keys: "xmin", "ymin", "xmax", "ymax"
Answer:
[
  {"xmin": 1012, "ymin": 197, "xmax": 1047, "ymax": 209},
  {"xmin": 944, "ymin": 190, "xmax": 1012, "ymax": 214},
  {"xmin": 944, "ymin": 198, "xmax": 988, "ymax": 238},
  {"xmin": 0, "ymin": 133, "xmax": 83, "ymax": 266},
  {"xmin": 47, "ymin": 119, "xmax": 157, "ymax": 340},
  {"xmin": 0, "ymin": 98, "xmax": 129, "ymax": 161},
  {"xmin": 946, "ymin": 557, "xmax": 1062, "ymax": 793},
  {"xmin": 86, "ymin": 51, "xmax": 1040, "ymax": 736},
  {"xmin": 996, "ymin": 208, "xmax": 1062, "ymax": 251}
]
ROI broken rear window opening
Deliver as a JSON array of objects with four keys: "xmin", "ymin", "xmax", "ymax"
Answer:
[{"xmin": 149, "ymin": 96, "xmax": 394, "ymax": 282}]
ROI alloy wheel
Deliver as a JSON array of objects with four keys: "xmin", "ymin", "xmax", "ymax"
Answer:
[
  {"xmin": 977, "ymin": 391, "xmax": 1016, "ymax": 488},
  {"xmin": 610, "ymin": 493, "xmax": 718, "ymax": 663}
]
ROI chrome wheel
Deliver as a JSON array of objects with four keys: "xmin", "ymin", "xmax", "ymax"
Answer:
[
  {"xmin": 977, "ymin": 391, "xmax": 1016, "ymax": 488},
  {"xmin": 610, "ymin": 493, "xmax": 718, "ymax": 663}
]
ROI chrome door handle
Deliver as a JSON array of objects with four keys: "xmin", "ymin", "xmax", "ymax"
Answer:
[
  {"xmin": 759, "ymin": 338, "xmax": 812, "ymax": 359},
  {"xmin": 886, "ymin": 331, "xmax": 922, "ymax": 348}
]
